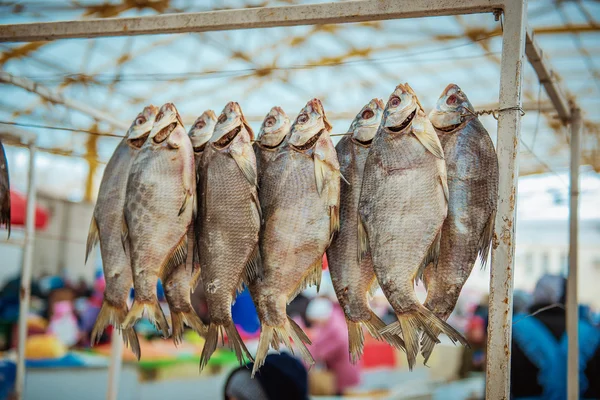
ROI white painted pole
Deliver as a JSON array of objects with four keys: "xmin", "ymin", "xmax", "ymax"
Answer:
[
  {"xmin": 486, "ymin": 0, "xmax": 527, "ymax": 399},
  {"xmin": 106, "ymin": 329, "xmax": 124, "ymax": 400},
  {"xmin": 567, "ymin": 106, "xmax": 582, "ymax": 400},
  {"xmin": 15, "ymin": 143, "xmax": 36, "ymax": 400}
]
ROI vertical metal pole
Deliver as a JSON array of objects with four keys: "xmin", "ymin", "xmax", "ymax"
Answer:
[
  {"xmin": 486, "ymin": 1, "xmax": 527, "ymax": 399},
  {"xmin": 106, "ymin": 331, "xmax": 124, "ymax": 400},
  {"xmin": 567, "ymin": 106, "xmax": 581, "ymax": 400},
  {"xmin": 15, "ymin": 143, "xmax": 37, "ymax": 400}
]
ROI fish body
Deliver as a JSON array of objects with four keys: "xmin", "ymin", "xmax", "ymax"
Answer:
[
  {"xmin": 253, "ymin": 106, "xmax": 291, "ymax": 182},
  {"xmin": 122, "ymin": 103, "xmax": 196, "ymax": 339},
  {"xmin": 327, "ymin": 99, "xmax": 404, "ymax": 362},
  {"xmin": 421, "ymin": 84, "xmax": 498, "ymax": 362},
  {"xmin": 358, "ymin": 84, "xmax": 466, "ymax": 368},
  {"xmin": 85, "ymin": 105, "xmax": 158, "ymax": 359},
  {"xmin": 198, "ymin": 102, "xmax": 260, "ymax": 370},
  {"xmin": 187, "ymin": 110, "xmax": 217, "ymax": 292},
  {"xmin": 0, "ymin": 140, "xmax": 9, "ymax": 237},
  {"xmin": 251, "ymin": 99, "xmax": 340, "ymax": 376}
]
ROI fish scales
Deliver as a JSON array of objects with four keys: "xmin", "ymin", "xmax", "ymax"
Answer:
[{"xmin": 421, "ymin": 84, "xmax": 498, "ymax": 362}]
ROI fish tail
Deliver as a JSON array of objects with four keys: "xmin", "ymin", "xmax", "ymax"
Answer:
[
  {"xmin": 200, "ymin": 321, "xmax": 251, "ymax": 372},
  {"xmin": 252, "ymin": 316, "xmax": 314, "ymax": 377},
  {"xmin": 170, "ymin": 310, "xmax": 207, "ymax": 346},
  {"xmin": 381, "ymin": 306, "xmax": 468, "ymax": 369},
  {"xmin": 123, "ymin": 299, "xmax": 170, "ymax": 338},
  {"xmin": 420, "ymin": 328, "xmax": 440, "ymax": 365},
  {"xmin": 91, "ymin": 301, "xmax": 141, "ymax": 360},
  {"xmin": 347, "ymin": 311, "xmax": 406, "ymax": 364}
]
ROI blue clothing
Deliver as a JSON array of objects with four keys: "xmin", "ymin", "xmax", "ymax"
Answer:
[
  {"xmin": 512, "ymin": 312, "xmax": 600, "ymax": 400},
  {"xmin": 231, "ymin": 287, "xmax": 260, "ymax": 334}
]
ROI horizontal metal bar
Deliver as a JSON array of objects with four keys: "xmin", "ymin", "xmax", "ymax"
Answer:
[
  {"xmin": 525, "ymin": 28, "xmax": 572, "ymax": 122},
  {"xmin": 0, "ymin": 0, "xmax": 504, "ymax": 42}
]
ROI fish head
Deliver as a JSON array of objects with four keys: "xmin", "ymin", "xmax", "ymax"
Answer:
[
  {"xmin": 211, "ymin": 101, "xmax": 253, "ymax": 149},
  {"xmin": 429, "ymin": 83, "xmax": 475, "ymax": 130},
  {"xmin": 126, "ymin": 104, "xmax": 158, "ymax": 148},
  {"xmin": 382, "ymin": 83, "xmax": 422, "ymax": 134},
  {"xmin": 289, "ymin": 98, "xmax": 332, "ymax": 151},
  {"xmin": 149, "ymin": 103, "xmax": 187, "ymax": 148},
  {"xmin": 350, "ymin": 98, "xmax": 384, "ymax": 144},
  {"xmin": 257, "ymin": 106, "xmax": 291, "ymax": 149},
  {"xmin": 188, "ymin": 110, "xmax": 217, "ymax": 153}
]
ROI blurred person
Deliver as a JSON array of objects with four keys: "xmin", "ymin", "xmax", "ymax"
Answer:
[
  {"xmin": 513, "ymin": 289, "xmax": 532, "ymax": 315},
  {"xmin": 511, "ymin": 274, "xmax": 600, "ymax": 399},
  {"xmin": 224, "ymin": 352, "xmax": 308, "ymax": 400},
  {"xmin": 459, "ymin": 295, "xmax": 489, "ymax": 378},
  {"xmin": 306, "ymin": 297, "xmax": 360, "ymax": 395}
]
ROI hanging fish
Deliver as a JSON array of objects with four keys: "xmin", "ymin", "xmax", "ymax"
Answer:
[
  {"xmin": 421, "ymin": 84, "xmax": 498, "ymax": 362},
  {"xmin": 122, "ymin": 103, "xmax": 196, "ymax": 339},
  {"xmin": 187, "ymin": 110, "xmax": 217, "ymax": 292},
  {"xmin": 85, "ymin": 105, "xmax": 158, "ymax": 359},
  {"xmin": 251, "ymin": 98, "xmax": 340, "ymax": 376},
  {"xmin": 197, "ymin": 102, "xmax": 260, "ymax": 370},
  {"xmin": 358, "ymin": 84, "xmax": 467, "ymax": 369},
  {"xmin": 327, "ymin": 99, "xmax": 405, "ymax": 363},
  {"xmin": 0, "ymin": 139, "xmax": 10, "ymax": 237},
  {"xmin": 253, "ymin": 106, "xmax": 291, "ymax": 181}
]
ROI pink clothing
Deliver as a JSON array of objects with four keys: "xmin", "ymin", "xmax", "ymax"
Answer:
[{"xmin": 309, "ymin": 304, "xmax": 360, "ymax": 393}]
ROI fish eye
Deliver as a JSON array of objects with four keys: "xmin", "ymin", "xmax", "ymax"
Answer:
[
  {"xmin": 264, "ymin": 116, "xmax": 276, "ymax": 128},
  {"xmin": 218, "ymin": 113, "xmax": 227, "ymax": 124},
  {"xmin": 389, "ymin": 96, "xmax": 401, "ymax": 108},
  {"xmin": 446, "ymin": 94, "xmax": 458, "ymax": 106},
  {"xmin": 135, "ymin": 116, "xmax": 146, "ymax": 126},
  {"xmin": 195, "ymin": 120, "xmax": 206, "ymax": 130},
  {"xmin": 297, "ymin": 114, "xmax": 309, "ymax": 124},
  {"xmin": 361, "ymin": 109, "xmax": 374, "ymax": 120}
]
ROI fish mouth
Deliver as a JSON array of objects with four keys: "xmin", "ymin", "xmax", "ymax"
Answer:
[
  {"xmin": 193, "ymin": 142, "xmax": 208, "ymax": 153},
  {"xmin": 387, "ymin": 109, "xmax": 417, "ymax": 133},
  {"xmin": 353, "ymin": 137, "xmax": 373, "ymax": 146},
  {"xmin": 436, "ymin": 122, "xmax": 463, "ymax": 133},
  {"xmin": 214, "ymin": 125, "xmax": 241, "ymax": 148},
  {"xmin": 153, "ymin": 122, "xmax": 177, "ymax": 144},
  {"xmin": 291, "ymin": 129, "xmax": 324, "ymax": 152},
  {"xmin": 128, "ymin": 130, "xmax": 150, "ymax": 149},
  {"xmin": 258, "ymin": 135, "xmax": 286, "ymax": 150}
]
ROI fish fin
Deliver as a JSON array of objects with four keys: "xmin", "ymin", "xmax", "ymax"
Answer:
[
  {"xmin": 412, "ymin": 116, "xmax": 444, "ymax": 159},
  {"xmin": 244, "ymin": 244, "xmax": 263, "ymax": 285},
  {"xmin": 230, "ymin": 142, "xmax": 258, "ymax": 187},
  {"xmin": 200, "ymin": 321, "xmax": 252, "ymax": 371},
  {"xmin": 190, "ymin": 268, "xmax": 202, "ymax": 293},
  {"xmin": 171, "ymin": 310, "xmax": 207, "ymax": 346},
  {"xmin": 288, "ymin": 257, "xmax": 323, "ymax": 302},
  {"xmin": 120, "ymin": 215, "xmax": 129, "ymax": 255},
  {"xmin": 440, "ymin": 173, "xmax": 449, "ymax": 205},
  {"xmin": 357, "ymin": 215, "xmax": 370, "ymax": 262},
  {"xmin": 314, "ymin": 152, "xmax": 327, "ymax": 196},
  {"xmin": 347, "ymin": 311, "xmax": 406, "ymax": 364},
  {"xmin": 346, "ymin": 320, "xmax": 366, "ymax": 364},
  {"xmin": 329, "ymin": 205, "xmax": 339, "ymax": 241},
  {"xmin": 0, "ymin": 196, "xmax": 9, "ymax": 239},
  {"xmin": 123, "ymin": 299, "xmax": 170, "ymax": 338},
  {"xmin": 478, "ymin": 209, "xmax": 496, "ymax": 269},
  {"xmin": 251, "ymin": 189, "xmax": 262, "ymax": 223},
  {"xmin": 178, "ymin": 191, "xmax": 192, "ymax": 216},
  {"xmin": 340, "ymin": 172, "xmax": 350, "ymax": 185},
  {"xmin": 381, "ymin": 306, "xmax": 468, "ymax": 370},
  {"xmin": 158, "ymin": 234, "xmax": 187, "ymax": 283},
  {"xmin": 252, "ymin": 317, "xmax": 314, "ymax": 377},
  {"xmin": 368, "ymin": 277, "xmax": 379, "ymax": 299},
  {"xmin": 416, "ymin": 227, "xmax": 442, "ymax": 284},
  {"xmin": 85, "ymin": 216, "xmax": 99, "ymax": 264},
  {"xmin": 420, "ymin": 328, "xmax": 440, "ymax": 365},
  {"xmin": 90, "ymin": 301, "xmax": 141, "ymax": 361}
]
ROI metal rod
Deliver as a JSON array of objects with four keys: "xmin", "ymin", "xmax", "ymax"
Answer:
[
  {"xmin": 486, "ymin": 0, "xmax": 527, "ymax": 398},
  {"xmin": 0, "ymin": 72, "xmax": 129, "ymax": 130},
  {"xmin": 0, "ymin": 0, "xmax": 503, "ymax": 42},
  {"xmin": 15, "ymin": 143, "xmax": 37, "ymax": 400},
  {"xmin": 106, "ymin": 332, "xmax": 124, "ymax": 400},
  {"xmin": 525, "ymin": 29, "xmax": 571, "ymax": 123},
  {"xmin": 567, "ymin": 106, "xmax": 582, "ymax": 400}
]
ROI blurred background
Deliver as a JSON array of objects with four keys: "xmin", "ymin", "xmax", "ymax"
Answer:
[{"xmin": 0, "ymin": 0, "xmax": 598, "ymax": 399}]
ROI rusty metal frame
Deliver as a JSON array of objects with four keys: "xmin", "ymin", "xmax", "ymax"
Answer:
[{"xmin": 0, "ymin": 0, "xmax": 582, "ymax": 399}]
